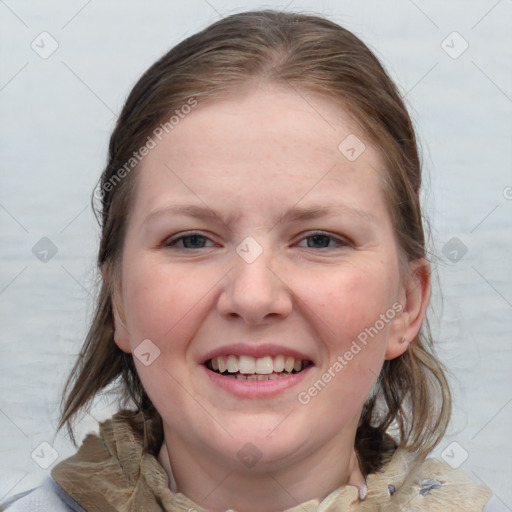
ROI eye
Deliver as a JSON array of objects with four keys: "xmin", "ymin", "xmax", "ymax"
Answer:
[
  {"xmin": 163, "ymin": 231, "xmax": 215, "ymax": 249},
  {"xmin": 297, "ymin": 231, "xmax": 349, "ymax": 249}
]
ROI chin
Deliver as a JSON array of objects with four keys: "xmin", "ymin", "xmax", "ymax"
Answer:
[{"xmin": 215, "ymin": 413, "xmax": 313, "ymax": 469}]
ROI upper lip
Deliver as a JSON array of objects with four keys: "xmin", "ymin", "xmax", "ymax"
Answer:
[{"xmin": 200, "ymin": 343, "xmax": 315, "ymax": 365}]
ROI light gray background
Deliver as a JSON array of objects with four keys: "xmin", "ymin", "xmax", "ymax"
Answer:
[{"xmin": 1, "ymin": 0, "xmax": 511, "ymax": 508}]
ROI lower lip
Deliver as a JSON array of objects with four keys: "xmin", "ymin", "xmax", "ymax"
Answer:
[{"xmin": 202, "ymin": 365, "xmax": 312, "ymax": 398}]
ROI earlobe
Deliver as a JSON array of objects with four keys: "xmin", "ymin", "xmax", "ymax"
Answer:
[
  {"xmin": 385, "ymin": 259, "xmax": 431, "ymax": 360},
  {"xmin": 101, "ymin": 263, "xmax": 132, "ymax": 354}
]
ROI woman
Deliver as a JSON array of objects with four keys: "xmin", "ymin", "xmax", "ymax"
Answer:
[{"xmin": 4, "ymin": 10, "xmax": 494, "ymax": 512}]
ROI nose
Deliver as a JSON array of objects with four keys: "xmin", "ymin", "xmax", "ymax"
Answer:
[{"xmin": 217, "ymin": 247, "xmax": 293, "ymax": 325}]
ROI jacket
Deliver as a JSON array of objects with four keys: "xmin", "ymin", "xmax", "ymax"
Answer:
[{"xmin": 3, "ymin": 411, "xmax": 495, "ymax": 512}]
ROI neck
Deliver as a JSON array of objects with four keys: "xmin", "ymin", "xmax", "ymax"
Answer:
[{"xmin": 158, "ymin": 427, "xmax": 365, "ymax": 512}]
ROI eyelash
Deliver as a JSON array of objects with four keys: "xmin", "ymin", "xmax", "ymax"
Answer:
[
  {"xmin": 297, "ymin": 230, "xmax": 350, "ymax": 249},
  {"xmin": 163, "ymin": 230, "xmax": 350, "ymax": 250},
  {"xmin": 163, "ymin": 231, "xmax": 216, "ymax": 249}
]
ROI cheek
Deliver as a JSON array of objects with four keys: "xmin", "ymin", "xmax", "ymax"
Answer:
[
  {"xmin": 294, "ymin": 271, "xmax": 394, "ymax": 422},
  {"xmin": 303, "ymin": 267, "xmax": 398, "ymax": 410},
  {"xmin": 121, "ymin": 256, "xmax": 216, "ymax": 346},
  {"xmin": 304, "ymin": 267, "xmax": 397, "ymax": 345}
]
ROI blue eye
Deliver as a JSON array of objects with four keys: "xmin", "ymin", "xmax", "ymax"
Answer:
[
  {"xmin": 298, "ymin": 232, "xmax": 348, "ymax": 249},
  {"xmin": 163, "ymin": 231, "xmax": 348, "ymax": 251},
  {"xmin": 164, "ymin": 232, "xmax": 213, "ymax": 249}
]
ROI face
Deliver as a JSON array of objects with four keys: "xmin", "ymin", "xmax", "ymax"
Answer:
[{"xmin": 112, "ymin": 86, "xmax": 425, "ymax": 472}]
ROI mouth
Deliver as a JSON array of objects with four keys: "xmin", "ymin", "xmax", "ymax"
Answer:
[{"xmin": 204, "ymin": 354, "xmax": 313, "ymax": 381}]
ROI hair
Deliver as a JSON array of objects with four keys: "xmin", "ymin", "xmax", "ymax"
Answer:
[{"xmin": 58, "ymin": 9, "xmax": 451, "ymax": 475}]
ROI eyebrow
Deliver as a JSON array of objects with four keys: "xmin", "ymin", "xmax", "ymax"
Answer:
[
  {"xmin": 142, "ymin": 204, "xmax": 236, "ymax": 228},
  {"xmin": 142, "ymin": 203, "xmax": 375, "ymax": 229},
  {"xmin": 279, "ymin": 205, "xmax": 375, "ymax": 224}
]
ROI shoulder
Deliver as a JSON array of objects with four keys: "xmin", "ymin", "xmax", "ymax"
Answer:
[
  {"xmin": 362, "ymin": 449, "xmax": 493, "ymax": 512},
  {"xmin": 2, "ymin": 478, "xmax": 85, "ymax": 512}
]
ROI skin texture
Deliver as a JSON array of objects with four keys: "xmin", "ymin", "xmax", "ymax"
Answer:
[{"xmin": 111, "ymin": 86, "xmax": 430, "ymax": 511}]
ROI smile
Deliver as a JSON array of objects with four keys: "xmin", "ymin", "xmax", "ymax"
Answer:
[{"xmin": 205, "ymin": 355, "xmax": 312, "ymax": 381}]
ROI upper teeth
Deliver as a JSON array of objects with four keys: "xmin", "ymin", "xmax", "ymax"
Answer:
[{"xmin": 209, "ymin": 355, "xmax": 307, "ymax": 374}]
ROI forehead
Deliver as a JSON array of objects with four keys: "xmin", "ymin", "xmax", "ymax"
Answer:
[{"xmin": 131, "ymin": 86, "xmax": 388, "ymax": 221}]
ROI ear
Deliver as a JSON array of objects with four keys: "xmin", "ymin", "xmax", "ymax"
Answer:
[
  {"xmin": 101, "ymin": 263, "xmax": 132, "ymax": 354},
  {"xmin": 385, "ymin": 258, "xmax": 431, "ymax": 360}
]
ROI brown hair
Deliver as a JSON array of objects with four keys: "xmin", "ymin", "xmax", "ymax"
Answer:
[{"xmin": 58, "ymin": 10, "xmax": 451, "ymax": 474}]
